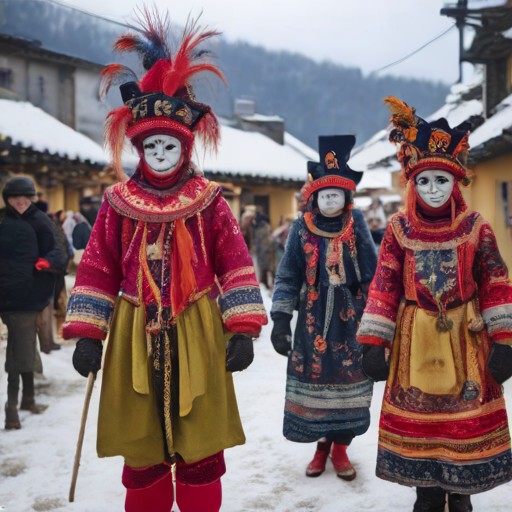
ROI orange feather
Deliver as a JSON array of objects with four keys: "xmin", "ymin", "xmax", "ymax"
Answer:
[{"xmin": 383, "ymin": 96, "xmax": 417, "ymax": 126}]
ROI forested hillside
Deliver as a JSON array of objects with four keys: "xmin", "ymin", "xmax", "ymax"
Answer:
[{"xmin": 1, "ymin": 0, "xmax": 449, "ymax": 146}]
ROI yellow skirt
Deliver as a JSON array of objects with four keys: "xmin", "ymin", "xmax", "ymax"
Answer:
[{"xmin": 96, "ymin": 296, "xmax": 245, "ymax": 467}]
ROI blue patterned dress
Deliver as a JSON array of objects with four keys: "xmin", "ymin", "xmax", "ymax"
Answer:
[{"xmin": 272, "ymin": 209, "xmax": 378, "ymax": 442}]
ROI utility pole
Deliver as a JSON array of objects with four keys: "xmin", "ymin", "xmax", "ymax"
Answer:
[{"xmin": 440, "ymin": 0, "xmax": 469, "ymax": 83}]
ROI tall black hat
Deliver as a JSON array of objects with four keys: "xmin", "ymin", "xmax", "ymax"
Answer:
[{"xmin": 303, "ymin": 135, "xmax": 363, "ymax": 200}]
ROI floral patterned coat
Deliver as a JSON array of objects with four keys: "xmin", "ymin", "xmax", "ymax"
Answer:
[{"xmin": 272, "ymin": 209, "xmax": 377, "ymax": 442}]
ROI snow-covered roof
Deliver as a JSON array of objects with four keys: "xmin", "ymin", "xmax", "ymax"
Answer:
[
  {"xmin": 283, "ymin": 132, "xmax": 319, "ymax": 161},
  {"xmin": 349, "ymin": 130, "xmax": 399, "ymax": 172},
  {"xmin": 470, "ymin": 93, "xmax": 512, "ymax": 148},
  {"xmin": 194, "ymin": 123, "xmax": 318, "ymax": 181},
  {"xmin": 468, "ymin": 0, "xmax": 511, "ymax": 9},
  {"xmin": 426, "ymin": 98, "xmax": 483, "ymax": 126},
  {"xmin": 0, "ymin": 99, "xmax": 107, "ymax": 164},
  {"xmin": 241, "ymin": 114, "xmax": 284, "ymax": 123},
  {"xmin": 357, "ymin": 169, "xmax": 393, "ymax": 190},
  {"xmin": 195, "ymin": 122, "xmax": 387, "ymax": 189},
  {"xmin": 350, "ymin": 77, "xmax": 485, "ymax": 177}
]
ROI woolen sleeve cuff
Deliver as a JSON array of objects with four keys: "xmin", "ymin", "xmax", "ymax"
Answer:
[
  {"xmin": 62, "ymin": 322, "xmax": 106, "ymax": 341},
  {"xmin": 63, "ymin": 286, "xmax": 116, "ymax": 340},
  {"xmin": 490, "ymin": 332, "xmax": 512, "ymax": 345},
  {"xmin": 357, "ymin": 335, "xmax": 391, "ymax": 348},
  {"xmin": 357, "ymin": 312, "xmax": 396, "ymax": 346},
  {"xmin": 219, "ymin": 286, "xmax": 268, "ymax": 336}
]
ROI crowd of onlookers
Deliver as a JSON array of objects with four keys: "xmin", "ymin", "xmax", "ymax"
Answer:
[
  {"xmin": 240, "ymin": 205, "xmax": 294, "ymax": 293},
  {"xmin": 240, "ymin": 195, "xmax": 401, "ymax": 293},
  {"xmin": 0, "ymin": 177, "xmax": 98, "ymax": 429}
]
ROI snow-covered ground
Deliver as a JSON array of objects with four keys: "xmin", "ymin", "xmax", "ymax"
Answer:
[{"xmin": 1, "ymin": 290, "xmax": 512, "ymax": 511}]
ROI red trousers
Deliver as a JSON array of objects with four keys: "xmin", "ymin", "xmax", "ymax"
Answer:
[{"xmin": 125, "ymin": 471, "xmax": 222, "ymax": 512}]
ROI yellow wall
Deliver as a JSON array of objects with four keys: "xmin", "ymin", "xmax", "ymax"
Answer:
[
  {"xmin": 467, "ymin": 153, "xmax": 512, "ymax": 270},
  {"xmin": 247, "ymin": 185, "xmax": 298, "ymax": 229},
  {"xmin": 65, "ymin": 187, "xmax": 81, "ymax": 213},
  {"xmin": 46, "ymin": 182, "xmax": 65, "ymax": 213}
]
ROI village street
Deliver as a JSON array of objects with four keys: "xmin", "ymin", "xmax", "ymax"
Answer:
[{"xmin": 1, "ymin": 290, "xmax": 512, "ymax": 512}]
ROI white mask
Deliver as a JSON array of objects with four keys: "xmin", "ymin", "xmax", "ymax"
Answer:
[
  {"xmin": 317, "ymin": 188, "xmax": 345, "ymax": 217},
  {"xmin": 414, "ymin": 170, "xmax": 454, "ymax": 208},
  {"xmin": 143, "ymin": 134, "xmax": 182, "ymax": 175}
]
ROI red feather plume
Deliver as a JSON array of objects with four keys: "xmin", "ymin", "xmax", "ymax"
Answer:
[
  {"xmin": 159, "ymin": 20, "xmax": 226, "ymax": 97},
  {"xmin": 113, "ymin": 34, "xmax": 141, "ymax": 54},
  {"xmin": 195, "ymin": 110, "xmax": 221, "ymax": 154},
  {"xmin": 103, "ymin": 8, "xmax": 227, "ymax": 177},
  {"xmin": 104, "ymin": 106, "xmax": 133, "ymax": 182},
  {"xmin": 100, "ymin": 64, "xmax": 138, "ymax": 99}
]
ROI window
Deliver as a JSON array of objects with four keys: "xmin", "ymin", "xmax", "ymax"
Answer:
[{"xmin": 0, "ymin": 68, "xmax": 12, "ymax": 90}]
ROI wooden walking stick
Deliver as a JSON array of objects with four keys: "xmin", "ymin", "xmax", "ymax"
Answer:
[{"xmin": 69, "ymin": 372, "xmax": 95, "ymax": 503}]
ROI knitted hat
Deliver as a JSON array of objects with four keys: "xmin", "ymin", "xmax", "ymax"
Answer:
[{"xmin": 3, "ymin": 176, "xmax": 36, "ymax": 200}]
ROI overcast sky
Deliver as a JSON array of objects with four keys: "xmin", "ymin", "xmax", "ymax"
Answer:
[{"xmin": 60, "ymin": 0, "xmax": 487, "ymax": 84}]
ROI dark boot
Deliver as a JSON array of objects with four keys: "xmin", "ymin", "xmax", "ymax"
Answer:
[
  {"xmin": 19, "ymin": 372, "xmax": 48, "ymax": 414},
  {"xmin": 306, "ymin": 440, "xmax": 332, "ymax": 477},
  {"xmin": 448, "ymin": 494, "xmax": 472, "ymax": 512},
  {"xmin": 413, "ymin": 487, "xmax": 447, "ymax": 512},
  {"xmin": 330, "ymin": 443, "xmax": 356, "ymax": 481},
  {"xmin": 5, "ymin": 371, "xmax": 21, "ymax": 430}
]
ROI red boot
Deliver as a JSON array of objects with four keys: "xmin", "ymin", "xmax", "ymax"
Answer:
[
  {"xmin": 330, "ymin": 443, "xmax": 356, "ymax": 481},
  {"xmin": 176, "ymin": 479, "xmax": 222, "ymax": 512},
  {"xmin": 125, "ymin": 470, "xmax": 174, "ymax": 512},
  {"xmin": 306, "ymin": 440, "xmax": 332, "ymax": 477}
]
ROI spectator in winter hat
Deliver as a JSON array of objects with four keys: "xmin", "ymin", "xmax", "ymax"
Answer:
[{"xmin": 0, "ymin": 176, "xmax": 55, "ymax": 429}]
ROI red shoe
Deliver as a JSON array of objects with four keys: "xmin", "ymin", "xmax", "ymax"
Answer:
[
  {"xmin": 331, "ymin": 443, "xmax": 356, "ymax": 481},
  {"xmin": 306, "ymin": 440, "xmax": 332, "ymax": 477}
]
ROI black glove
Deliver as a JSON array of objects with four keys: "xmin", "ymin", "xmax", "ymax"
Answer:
[
  {"xmin": 226, "ymin": 334, "xmax": 254, "ymax": 372},
  {"xmin": 73, "ymin": 338, "xmax": 103, "ymax": 378},
  {"xmin": 361, "ymin": 344, "xmax": 389, "ymax": 382},
  {"xmin": 488, "ymin": 343, "xmax": 512, "ymax": 385},
  {"xmin": 271, "ymin": 312, "xmax": 293, "ymax": 356}
]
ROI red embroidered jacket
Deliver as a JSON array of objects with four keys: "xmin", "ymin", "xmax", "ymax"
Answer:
[
  {"xmin": 63, "ymin": 176, "xmax": 267, "ymax": 340},
  {"xmin": 357, "ymin": 210, "xmax": 512, "ymax": 347}
]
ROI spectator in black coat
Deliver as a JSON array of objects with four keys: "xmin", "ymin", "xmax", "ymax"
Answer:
[
  {"xmin": 0, "ymin": 177, "xmax": 54, "ymax": 429},
  {"xmin": 34, "ymin": 192, "xmax": 48, "ymax": 213},
  {"xmin": 36, "ymin": 214, "xmax": 69, "ymax": 354}
]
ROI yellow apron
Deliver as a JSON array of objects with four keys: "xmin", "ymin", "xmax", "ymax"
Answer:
[{"xmin": 97, "ymin": 295, "xmax": 245, "ymax": 467}]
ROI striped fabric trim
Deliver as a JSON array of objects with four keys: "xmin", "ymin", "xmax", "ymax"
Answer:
[
  {"xmin": 376, "ymin": 447, "xmax": 512, "ymax": 494},
  {"xmin": 357, "ymin": 313, "xmax": 396, "ymax": 344},
  {"xmin": 218, "ymin": 266, "xmax": 258, "ymax": 290},
  {"xmin": 286, "ymin": 377, "xmax": 373, "ymax": 410},
  {"xmin": 379, "ymin": 424, "xmax": 511, "ymax": 461},
  {"xmin": 65, "ymin": 288, "xmax": 116, "ymax": 336},
  {"xmin": 482, "ymin": 304, "xmax": 512, "ymax": 336},
  {"xmin": 219, "ymin": 286, "xmax": 266, "ymax": 323}
]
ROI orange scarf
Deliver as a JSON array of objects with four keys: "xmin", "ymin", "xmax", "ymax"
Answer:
[{"xmin": 170, "ymin": 218, "xmax": 198, "ymax": 316}]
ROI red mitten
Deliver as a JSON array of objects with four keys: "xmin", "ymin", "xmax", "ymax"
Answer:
[{"xmin": 35, "ymin": 258, "xmax": 50, "ymax": 270}]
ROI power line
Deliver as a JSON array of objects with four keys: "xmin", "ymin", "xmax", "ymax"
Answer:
[
  {"xmin": 41, "ymin": 0, "xmax": 134, "ymax": 30},
  {"xmin": 372, "ymin": 24, "xmax": 456, "ymax": 74}
]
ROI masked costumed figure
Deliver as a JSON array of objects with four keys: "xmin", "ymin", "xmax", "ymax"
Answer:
[
  {"xmin": 62, "ymin": 13, "xmax": 267, "ymax": 512},
  {"xmin": 358, "ymin": 97, "xmax": 512, "ymax": 512},
  {"xmin": 270, "ymin": 136, "xmax": 378, "ymax": 481}
]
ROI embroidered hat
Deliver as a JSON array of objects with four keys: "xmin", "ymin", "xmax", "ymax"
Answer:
[
  {"xmin": 100, "ymin": 10, "xmax": 225, "ymax": 180},
  {"xmin": 303, "ymin": 135, "xmax": 363, "ymax": 199},
  {"xmin": 384, "ymin": 96, "xmax": 470, "ymax": 181}
]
